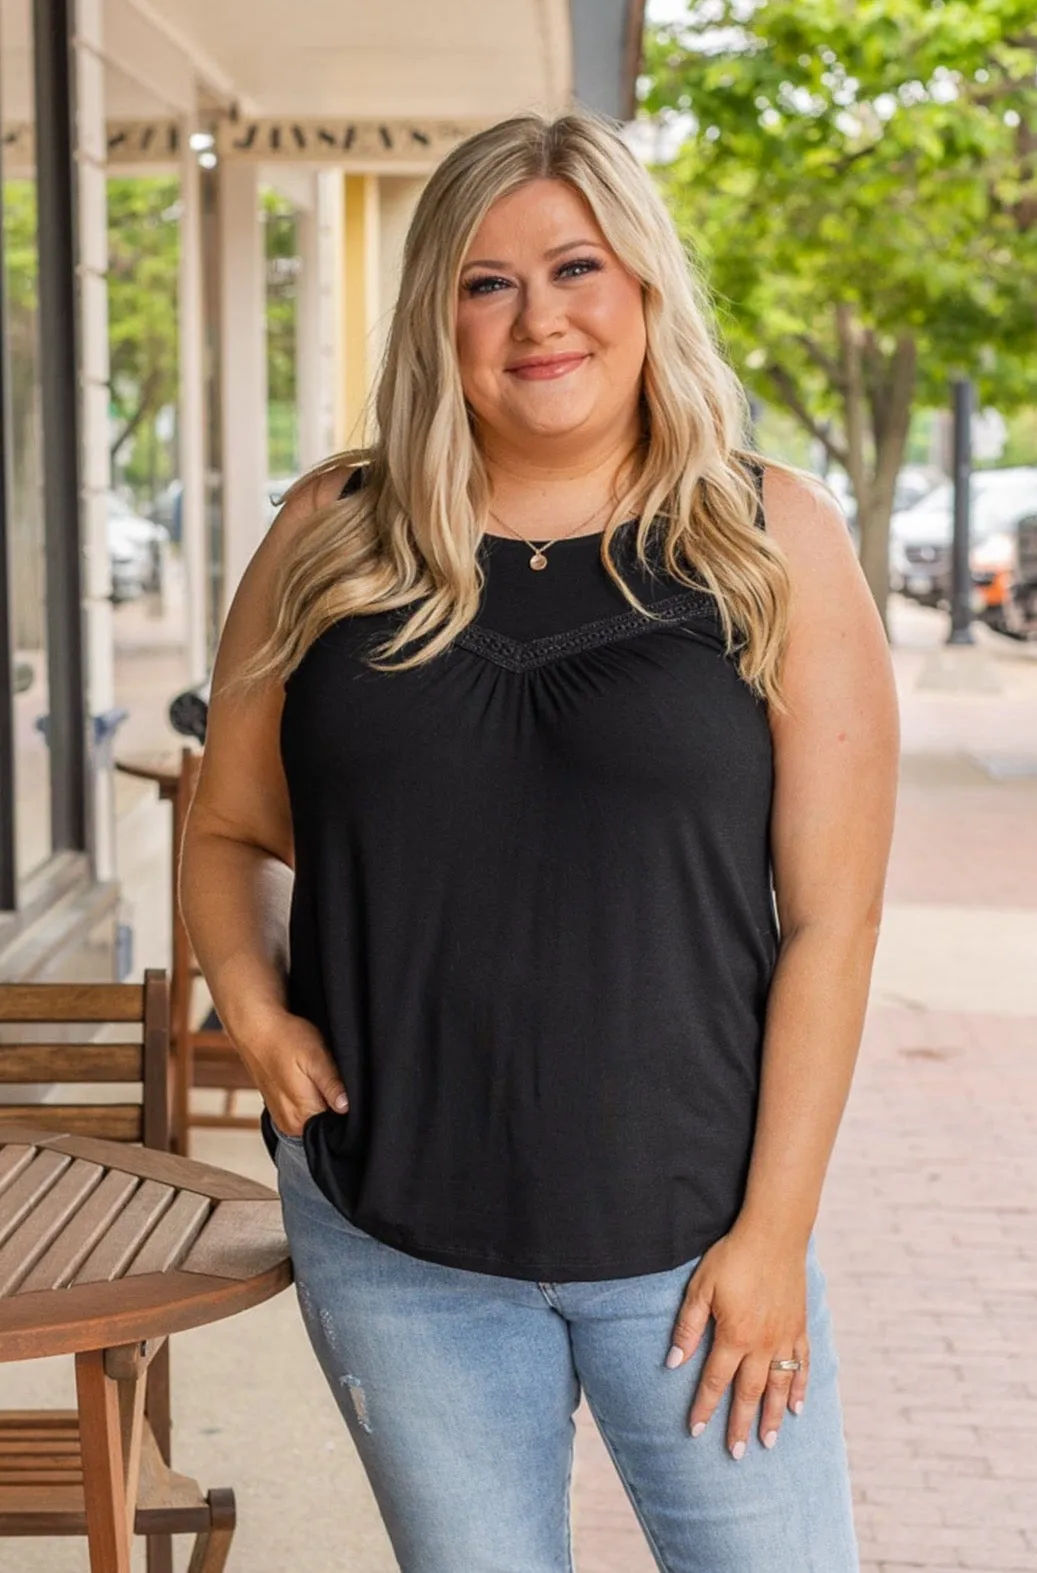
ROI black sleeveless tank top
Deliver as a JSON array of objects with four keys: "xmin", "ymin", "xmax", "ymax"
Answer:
[{"xmin": 262, "ymin": 459, "xmax": 779, "ymax": 1281}]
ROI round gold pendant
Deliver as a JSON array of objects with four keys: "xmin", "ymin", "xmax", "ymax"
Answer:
[{"xmin": 529, "ymin": 551, "xmax": 548, "ymax": 571}]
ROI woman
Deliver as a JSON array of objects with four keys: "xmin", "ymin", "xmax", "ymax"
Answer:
[{"xmin": 180, "ymin": 108, "xmax": 898, "ymax": 1571}]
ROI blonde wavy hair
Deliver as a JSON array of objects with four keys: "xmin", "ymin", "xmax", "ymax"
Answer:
[{"xmin": 237, "ymin": 106, "xmax": 802, "ymax": 706}]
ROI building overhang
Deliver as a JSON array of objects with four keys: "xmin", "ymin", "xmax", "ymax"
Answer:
[
  {"xmin": 112, "ymin": 0, "xmax": 576, "ymax": 121},
  {"xmin": 2, "ymin": 0, "xmax": 646, "ymax": 176}
]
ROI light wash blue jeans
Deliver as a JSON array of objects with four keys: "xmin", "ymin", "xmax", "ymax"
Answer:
[{"xmin": 274, "ymin": 1131, "xmax": 860, "ymax": 1572}]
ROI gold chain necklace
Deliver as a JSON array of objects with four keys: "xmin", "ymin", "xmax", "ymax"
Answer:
[{"xmin": 487, "ymin": 495, "xmax": 615, "ymax": 571}]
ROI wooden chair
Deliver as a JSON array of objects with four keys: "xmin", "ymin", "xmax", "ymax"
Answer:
[
  {"xmin": 171, "ymin": 746, "xmax": 259, "ymax": 1155},
  {"xmin": 0, "ymin": 970, "xmax": 234, "ymax": 1572}
]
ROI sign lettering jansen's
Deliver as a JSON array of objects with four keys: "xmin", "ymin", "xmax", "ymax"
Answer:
[{"xmin": 1, "ymin": 118, "xmax": 482, "ymax": 171}]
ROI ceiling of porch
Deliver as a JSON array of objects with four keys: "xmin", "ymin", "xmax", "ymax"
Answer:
[{"xmin": 110, "ymin": 0, "xmax": 573, "ymax": 119}]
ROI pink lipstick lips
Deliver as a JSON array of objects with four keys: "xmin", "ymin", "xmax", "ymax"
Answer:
[{"xmin": 505, "ymin": 353, "xmax": 589, "ymax": 381}]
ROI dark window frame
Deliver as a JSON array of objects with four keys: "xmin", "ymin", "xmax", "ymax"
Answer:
[
  {"xmin": 0, "ymin": 4, "xmax": 18, "ymax": 910},
  {"xmin": 0, "ymin": 0, "xmax": 91, "ymax": 915}
]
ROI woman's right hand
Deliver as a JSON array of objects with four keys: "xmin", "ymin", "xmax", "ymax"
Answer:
[{"xmin": 235, "ymin": 1006, "xmax": 349, "ymax": 1139}]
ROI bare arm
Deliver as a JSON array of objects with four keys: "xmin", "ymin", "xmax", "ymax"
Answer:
[
  {"xmin": 178, "ymin": 467, "xmax": 353, "ymax": 1132},
  {"xmin": 739, "ymin": 463, "xmax": 899, "ymax": 1246},
  {"xmin": 667, "ymin": 464, "xmax": 899, "ymax": 1456}
]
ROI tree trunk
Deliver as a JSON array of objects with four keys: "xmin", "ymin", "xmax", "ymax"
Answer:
[
  {"xmin": 857, "ymin": 498, "xmax": 894, "ymax": 624},
  {"xmin": 851, "ymin": 332, "xmax": 918, "ymax": 632},
  {"xmin": 763, "ymin": 307, "xmax": 919, "ymax": 635},
  {"xmin": 110, "ymin": 368, "xmax": 162, "ymax": 466}
]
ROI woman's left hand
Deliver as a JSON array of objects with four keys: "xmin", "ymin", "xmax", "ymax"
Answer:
[{"xmin": 665, "ymin": 1225, "xmax": 810, "ymax": 1459}]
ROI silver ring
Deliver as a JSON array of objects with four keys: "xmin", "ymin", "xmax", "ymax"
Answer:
[{"xmin": 769, "ymin": 1358, "xmax": 802, "ymax": 1372}]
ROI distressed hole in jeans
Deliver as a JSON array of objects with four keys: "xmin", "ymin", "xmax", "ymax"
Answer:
[
  {"xmin": 341, "ymin": 1373, "xmax": 372, "ymax": 1432},
  {"xmin": 318, "ymin": 1307, "xmax": 340, "ymax": 1356}
]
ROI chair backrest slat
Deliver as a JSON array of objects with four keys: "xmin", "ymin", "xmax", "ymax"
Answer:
[
  {"xmin": 0, "ymin": 971, "xmax": 169, "ymax": 1153},
  {"xmin": 0, "ymin": 1045, "xmax": 144, "ymax": 1083},
  {"xmin": 0, "ymin": 1105, "xmax": 144, "ymax": 1141},
  {"xmin": 141, "ymin": 971, "xmax": 169, "ymax": 1151},
  {"xmin": 0, "ymin": 984, "xmax": 145, "ymax": 1024}
]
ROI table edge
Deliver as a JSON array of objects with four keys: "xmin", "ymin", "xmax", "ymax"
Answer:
[{"xmin": 0, "ymin": 1260, "xmax": 294, "ymax": 1362}]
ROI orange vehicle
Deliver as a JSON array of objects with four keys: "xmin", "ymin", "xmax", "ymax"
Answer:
[{"xmin": 970, "ymin": 529, "xmax": 1018, "ymax": 632}]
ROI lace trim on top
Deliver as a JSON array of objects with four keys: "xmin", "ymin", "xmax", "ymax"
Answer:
[
  {"xmin": 343, "ymin": 456, "xmax": 763, "ymax": 672},
  {"xmin": 451, "ymin": 587, "xmax": 718, "ymax": 673}
]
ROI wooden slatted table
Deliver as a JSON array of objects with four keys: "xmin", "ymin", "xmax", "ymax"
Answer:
[{"xmin": 0, "ymin": 1122, "xmax": 292, "ymax": 1572}]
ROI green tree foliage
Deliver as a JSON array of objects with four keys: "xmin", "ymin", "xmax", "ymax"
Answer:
[
  {"xmin": 2, "ymin": 182, "xmax": 38, "ymax": 365},
  {"xmin": 263, "ymin": 187, "xmax": 300, "ymax": 474},
  {"xmin": 107, "ymin": 178, "xmax": 180, "ymax": 474},
  {"xmin": 641, "ymin": 0, "xmax": 1037, "ymax": 617},
  {"xmin": 2, "ymin": 180, "xmax": 45, "ymax": 649},
  {"xmin": 9, "ymin": 172, "xmax": 303, "ymax": 512},
  {"xmin": 108, "ymin": 180, "xmax": 302, "ymax": 490},
  {"xmin": 2, "ymin": 181, "xmax": 40, "ymax": 463}
]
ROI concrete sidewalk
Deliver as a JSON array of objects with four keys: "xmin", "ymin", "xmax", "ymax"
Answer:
[{"xmin": 2, "ymin": 597, "xmax": 1035, "ymax": 1571}]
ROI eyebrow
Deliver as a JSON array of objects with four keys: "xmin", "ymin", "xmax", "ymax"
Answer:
[{"xmin": 460, "ymin": 239, "xmax": 605, "ymax": 272}]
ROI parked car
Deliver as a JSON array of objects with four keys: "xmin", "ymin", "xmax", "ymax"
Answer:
[
  {"xmin": 889, "ymin": 466, "xmax": 1037, "ymax": 627},
  {"xmin": 107, "ymin": 492, "xmax": 169, "ymax": 602},
  {"xmin": 150, "ymin": 479, "xmax": 183, "ymax": 544},
  {"xmin": 892, "ymin": 464, "xmax": 945, "ymax": 515},
  {"xmin": 1001, "ymin": 507, "xmax": 1037, "ymax": 638}
]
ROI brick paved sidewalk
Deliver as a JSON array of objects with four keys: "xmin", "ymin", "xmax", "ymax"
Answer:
[{"xmin": 825, "ymin": 1004, "xmax": 1037, "ymax": 1573}]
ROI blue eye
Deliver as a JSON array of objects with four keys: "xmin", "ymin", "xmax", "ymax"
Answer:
[
  {"xmin": 461, "ymin": 257, "xmax": 603, "ymax": 296},
  {"xmin": 462, "ymin": 275, "xmax": 509, "ymax": 296},
  {"xmin": 558, "ymin": 257, "xmax": 602, "ymax": 280}
]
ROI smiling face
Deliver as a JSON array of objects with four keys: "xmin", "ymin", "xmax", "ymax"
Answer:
[{"xmin": 455, "ymin": 178, "xmax": 647, "ymax": 456}]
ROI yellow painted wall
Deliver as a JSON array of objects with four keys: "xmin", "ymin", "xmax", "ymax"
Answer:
[
  {"xmin": 337, "ymin": 173, "xmax": 429, "ymax": 449},
  {"xmin": 340, "ymin": 173, "xmax": 375, "ymax": 447}
]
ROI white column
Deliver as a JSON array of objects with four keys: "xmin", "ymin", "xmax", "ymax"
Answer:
[
  {"xmin": 73, "ymin": 0, "xmax": 115, "ymax": 880},
  {"xmin": 218, "ymin": 161, "xmax": 268, "ymax": 614},
  {"xmin": 178, "ymin": 116, "xmax": 208, "ymax": 684},
  {"xmin": 295, "ymin": 175, "xmax": 322, "ymax": 473},
  {"xmin": 319, "ymin": 171, "xmax": 345, "ymax": 456}
]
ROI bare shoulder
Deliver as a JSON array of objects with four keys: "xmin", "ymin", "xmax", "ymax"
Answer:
[
  {"xmin": 212, "ymin": 463, "xmax": 356, "ymax": 665},
  {"xmin": 755, "ymin": 461, "xmax": 896, "ymax": 730},
  {"xmin": 229, "ymin": 462, "xmax": 363, "ymax": 622},
  {"xmin": 189, "ymin": 460, "xmax": 362, "ymax": 860},
  {"xmin": 754, "ymin": 460, "xmax": 882, "ymax": 647},
  {"xmin": 757, "ymin": 462, "xmax": 857, "ymax": 573},
  {"xmin": 754, "ymin": 464, "xmax": 898, "ymax": 925},
  {"xmin": 266, "ymin": 462, "xmax": 359, "ymax": 551}
]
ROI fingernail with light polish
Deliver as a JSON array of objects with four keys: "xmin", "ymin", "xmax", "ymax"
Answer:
[
  {"xmin": 793, "ymin": 1400, "xmax": 804, "ymax": 1416},
  {"xmin": 731, "ymin": 1440, "xmax": 746, "ymax": 1461},
  {"xmin": 690, "ymin": 1421, "xmax": 706, "ymax": 1437},
  {"xmin": 763, "ymin": 1429, "xmax": 778, "ymax": 1449},
  {"xmin": 665, "ymin": 1345, "xmax": 684, "ymax": 1369}
]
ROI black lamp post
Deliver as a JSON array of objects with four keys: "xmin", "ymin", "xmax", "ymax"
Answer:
[{"xmin": 947, "ymin": 377, "xmax": 975, "ymax": 647}]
